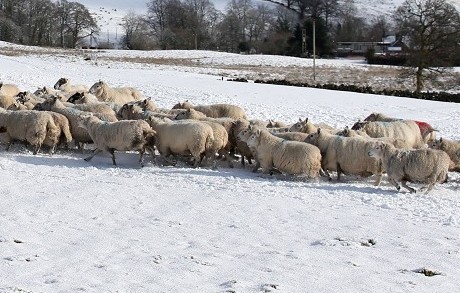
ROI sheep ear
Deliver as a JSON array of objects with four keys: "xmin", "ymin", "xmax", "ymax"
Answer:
[
  {"xmin": 304, "ymin": 118, "xmax": 308, "ymax": 124},
  {"xmin": 317, "ymin": 128, "xmax": 321, "ymax": 134},
  {"xmin": 298, "ymin": 118, "xmax": 302, "ymax": 122},
  {"xmin": 439, "ymin": 137, "xmax": 443, "ymax": 143},
  {"xmin": 256, "ymin": 129, "xmax": 261, "ymax": 136},
  {"xmin": 187, "ymin": 109, "xmax": 191, "ymax": 113}
]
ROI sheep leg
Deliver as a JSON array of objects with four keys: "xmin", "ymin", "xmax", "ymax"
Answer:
[
  {"xmin": 49, "ymin": 143, "xmax": 57, "ymax": 155},
  {"xmin": 388, "ymin": 178, "xmax": 401, "ymax": 191},
  {"xmin": 192, "ymin": 155, "xmax": 202, "ymax": 168},
  {"xmin": 336, "ymin": 164, "xmax": 343, "ymax": 181},
  {"xmin": 109, "ymin": 149, "xmax": 117, "ymax": 166},
  {"xmin": 84, "ymin": 148, "xmax": 102, "ymax": 162},
  {"xmin": 162, "ymin": 156, "xmax": 177, "ymax": 166},
  {"xmin": 33, "ymin": 144, "xmax": 42, "ymax": 155},
  {"xmin": 5, "ymin": 141, "xmax": 12, "ymax": 151},
  {"xmin": 240, "ymin": 155, "xmax": 245, "ymax": 167},
  {"xmin": 319, "ymin": 168, "xmax": 331, "ymax": 179},
  {"xmin": 374, "ymin": 173, "xmax": 383, "ymax": 186},
  {"xmin": 401, "ymin": 180, "xmax": 416, "ymax": 193},
  {"xmin": 420, "ymin": 183, "xmax": 435, "ymax": 194},
  {"xmin": 252, "ymin": 161, "xmax": 260, "ymax": 173},
  {"xmin": 145, "ymin": 146, "xmax": 156, "ymax": 165},
  {"xmin": 138, "ymin": 150, "xmax": 145, "ymax": 167}
]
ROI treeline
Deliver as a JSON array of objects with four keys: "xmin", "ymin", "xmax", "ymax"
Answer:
[
  {"xmin": 120, "ymin": 0, "xmax": 398, "ymax": 57},
  {"xmin": 0, "ymin": 0, "xmax": 98, "ymax": 48}
]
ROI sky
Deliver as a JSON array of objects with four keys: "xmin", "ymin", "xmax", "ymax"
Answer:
[{"xmin": 74, "ymin": 0, "xmax": 229, "ymax": 13}]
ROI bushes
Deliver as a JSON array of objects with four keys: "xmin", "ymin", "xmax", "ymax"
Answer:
[{"xmin": 367, "ymin": 53, "xmax": 408, "ymax": 66}]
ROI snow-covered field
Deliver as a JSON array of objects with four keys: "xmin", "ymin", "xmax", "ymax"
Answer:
[{"xmin": 1, "ymin": 43, "xmax": 459, "ymax": 293}]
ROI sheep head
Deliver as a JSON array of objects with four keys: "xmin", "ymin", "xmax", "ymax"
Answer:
[
  {"xmin": 351, "ymin": 120, "xmax": 367, "ymax": 130},
  {"xmin": 67, "ymin": 92, "xmax": 84, "ymax": 103},
  {"xmin": 54, "ymin": 77, "xmax": 68, "ymax": 90}
]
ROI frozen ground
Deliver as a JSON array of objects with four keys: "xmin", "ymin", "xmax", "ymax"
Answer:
[{"xmin": 0, "ymin": 42, "xmax": 459, "ymax": 292}]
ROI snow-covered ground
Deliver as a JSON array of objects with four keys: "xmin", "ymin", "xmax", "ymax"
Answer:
[{"xmin": 0, "ymin": 43, "xmax": 459, "ymax": 292}]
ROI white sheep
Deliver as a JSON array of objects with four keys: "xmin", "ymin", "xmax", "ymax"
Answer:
[
  {"xmin": 89, "ymin": 80, "xmax": 143, "ymax": 105},
  {"xmin": 267, "ymin": 119, "xmax": 288, "ymax": 128},
  {"xmin": 351, "ymin": 120, "xmax": 428, "ymax": 149},
  {"xmin": 53, "ymin": 78, "xmax": 89, "ymax": 93},
  {"xmin": 43, "ymin": 111, "xmax": 73, "ymax": 150},
  {"xmin": 174, "ymin": 108, "xmax": 236, "ymax": 151},
  {"xmin": 428, "ymin": 138, "xmax": 460, "ymax": 172},
  {"xmin": 171, "ymin": 101, "xmax": 248, "ymax": 120},
  {"xmin": 289, "ymin": 118, "xmax": 336, "ymax": 134},
  {"xmin": 148, "ymin": 117, "xmax": 214, "ymax": 168},
  {"xmin": 272, "ymin": 132, "xmax": 310, "ymax": 142},
  {"xmin": 337, "ymin": 126, "xmax": 412, "ymax": 149},
  {"xmin": 78, "ymin": 115, "xmax": 156, "ymax": 167},
  {"xmin": 0, "ymin": 94, "xmax": 16, "ymax": 109},
  {"xmin": 35, "ymin": 97, "xmax": 94, "ymax": 147},
  {"xmin": 67, "ymin": 92, "xmax": 99, "ymax": 104},
  {"xmin": 71, "ymin": 102, "xmax": 118, "ymax": 122},
  {"xmin": 304, "ymin": 129, "xmax": 384, "ymax": 185},
  {"xmin": 368, "ymin": 141, "xmax": 450, "ymax": 193},
  {"xmin": 33, "ymin": 86, "xmax": 71, "ymax": 102},
  {"xmin": 16, "ymin": 91, "xmax": 45, "ymax": 109},
  {"xmin": 197, "ymin": 120, "xmax": 233, "ymax": 168},
  {"xmin": 132, "ymin": 98, "xmax": 158, "ymax": 112},
  {"xmin": 363, "ymin": 112, "xmax": 401, "ymax": 122},
  {"xmin": 0, "ymin": 82, "xmax": 20, "ymax": 97},
  {"xmin": 7, "ymin": 101, "xmax": 29, "ymax": 111},
  {"xmin": 362, "ymin": 113, "xmax": 437, "ymax": 144},
  {"xmin": 246, "ymin": 128, "xmax": 322, "ymax": 178},
  {"xmin": 117, "ymin": 104, "xmax": 175, "ymax": 121},
  {"xmin": 0, "ymin": 110, "xmax": 59, "ymax": 154}
]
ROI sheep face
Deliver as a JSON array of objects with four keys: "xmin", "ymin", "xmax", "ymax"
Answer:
[
  {"xmin": 336, "ymin": 126, "xmax": 350, "ymax": 137},
  {"xmin": 34, "ymin": 87, "xmax": 47, "ymax": 98},
  {"xmin": 304, "ymin": 129, "xmax": 321, "ymax": 145},
  {"xmin": 54, "ymin": 78, "xmax": 68, "ymax": 90},
  {"xmin": 246, "ymin": 129, "xmax": 261, "ymax": 148},
  {"xmin": 428, "ymin": 138, "xmax": 443, "ymax": 150},
  {"xmin": 174, "ymin": 109, "xmax": 191, "ymax": 120},
  {"xmin": 89, "ymin": 81, "xmax": 105, "ymax": 95},
  {"xmin": 289, "ymin": 118, "xmax": 308, "ymax": 132},
  {"xmin": 367, "ymin": 142, "xmax": 385, "ymax": 159},
  {"xmin": 236, "ymin": 125, "xmax": 253, "ymax": 143}
]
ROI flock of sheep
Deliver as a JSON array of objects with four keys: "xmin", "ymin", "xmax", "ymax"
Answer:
[{"xmin": 0, "ymin": 78, "xmax": 459, "ymax": 194}]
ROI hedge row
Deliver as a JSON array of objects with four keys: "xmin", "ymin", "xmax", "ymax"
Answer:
[{"xmin": 227, "ymin": 78, "xmax": 460, "ymax": 103}]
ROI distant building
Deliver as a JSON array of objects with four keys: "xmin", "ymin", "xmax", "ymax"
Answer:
[{"xmin": 336, "ymin": 36, "xmax": 404, "ymax": 57}]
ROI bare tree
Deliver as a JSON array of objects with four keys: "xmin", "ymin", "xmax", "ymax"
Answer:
[
  {"xmin": 261, "ymin": 0, "xmax": 338, "ymax": 24},
  {"xmin": 394, "ymin": 0, "xmax": 460, "ymax": 92},
  {"xmin": 121, "ymin": 11, "xmax": 155, "ymax": 50}
]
